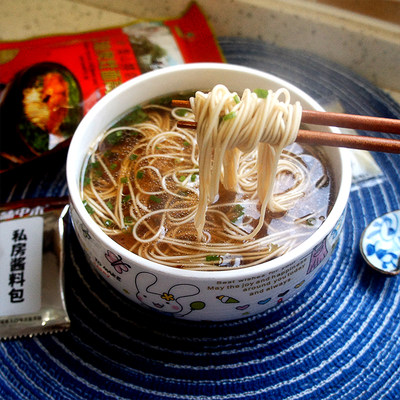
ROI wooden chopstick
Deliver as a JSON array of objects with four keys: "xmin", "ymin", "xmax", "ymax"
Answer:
[
  {"xmin": 171, "ymin": 100, "xmax": 400, "ymax": 153},
  {"xmin": 301, "ymin": 110, "xmax": 400, "ymax": 135},
  {"xmin": 296, "ymin": 129, "xmax": 400, "ymax": 153}
]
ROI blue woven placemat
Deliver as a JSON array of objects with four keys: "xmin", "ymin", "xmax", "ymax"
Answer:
[{"xmin": 1, "ymin": 38, "xmax": 400, "ymax": 400}]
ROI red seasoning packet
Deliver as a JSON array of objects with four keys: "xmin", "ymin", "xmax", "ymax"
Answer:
[
  {"xmin": 0, "ymin": 197, "xmax": 70, "ymax": 339},
  {"xmin": 0, "ymin": 2, "xmax": 224, "ymax": 176}
]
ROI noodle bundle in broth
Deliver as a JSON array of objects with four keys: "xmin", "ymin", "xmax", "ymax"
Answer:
[{"xmin": 81, "ymin": 85, "xmax": 333, "ymax": 270}]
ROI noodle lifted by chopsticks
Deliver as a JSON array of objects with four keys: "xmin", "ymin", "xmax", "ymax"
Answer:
[{"xmin": 191, "ymin": 84, "xmax": 302, "ymax": 238}]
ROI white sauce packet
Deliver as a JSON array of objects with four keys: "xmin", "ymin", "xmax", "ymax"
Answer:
[{"xmin": 0, "ymin": 198, "xmax": 70, "ymax": 339}]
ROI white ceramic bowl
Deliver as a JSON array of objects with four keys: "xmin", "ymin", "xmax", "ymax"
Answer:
[{"xmin": 67, "ymin": 63, "xmax": 351, "ymax": 321}]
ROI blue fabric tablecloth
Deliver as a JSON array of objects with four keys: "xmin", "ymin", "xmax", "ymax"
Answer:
[{"xmin": 1, "ymin": 38, "xmax": 400, "ymax": 400}]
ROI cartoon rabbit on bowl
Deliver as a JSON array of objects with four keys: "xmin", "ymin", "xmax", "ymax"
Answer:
[{"xmin": 135, "ymin": 272, "xmax": 205, "ymax": 317}]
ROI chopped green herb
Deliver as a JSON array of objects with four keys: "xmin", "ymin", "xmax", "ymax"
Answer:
[
  {"xmin": 190, "ymin": 173, "xmax": 197, "ymax": 182},
  {"xmin": 90, "ymin": 161, "xmax": 103, "ymax": 177},
  {"xmin": 231, "ymin": 204, "xmax": 245, "ymax": 223},
  {"xmin": 306, "ymin": 217, "xmax": 316, "ymax": 226},
  {"xmin": 120, "ymin": 177, "xmax": 128, "ymax": 184},
  {"xmin": 106, "ymin": 201, "xmax": 114, "ymax": 210},
  {"xmin": 176, "ymin": 108, "xmax": 189, "ymax": 117},
  {"xmin": 179, "ymin": 175, "xmax": 186, "ymax": 182},
  {"xmin": 106, "ymin": 130, "xmax": 124, "ymax": 145},
  {"xmin": 254, "ymin": 88, "xmax": 269, "ymax": 99},
  {"xmin": 234, "ymin": 204, "xmax": 244, "ymax": 213},
  {"xmin": 183, "ymin": 141, "xmax": 191, "ymax": 147},
  {"xmin": 110, "ymin": 163, "xmax": 117, "ymax": 170},
  {"xmin": 129, "ymin": 154, "xmax": 138, "ymax": 161},
  {"xmin": 104, "ymin": 219, "xmax": 113, "ymax": 227},
  {"xmin": 206, "ymin": 255, "xmax": 220, "ymax": 262},
  {"xmin": 136, "ymin": 170, "xmax": 144, "ymax": 179},
  {"xmin": 112, "ymin": 106, "xmax": 148, "ymax": 127},
  {"xmin": 177, "ymin": 190, "xmax": 189, "ymax": 197},
  {"xmin": 156, "ymin": 95, "xmax": 173, "ymax": 105},
  {"xmin": 83, "ymin": 176, "xmax": 91, "ymax": 186},
  {"xmin": 233, "ymin": 94, "xmax": 240, "ymax": 104},
  {"xmin": 83, "ymin": 201, "xmax": 94, "ymax": 215},
  {"xmin": 155, "ymin": 145, "xmax": 161, "ymax": 150},
  {"xmin": 103, "ymin": 150, "xmax": 113, "ymax": 158},
  {"xmin": 124, "ymin": 216, "xmax": 134, "ymax": 224},
  {"xmin": 122, "ymin": 195, "xmax": 131, "ymax": 203},
  {"xmin": 149, "ymin": 195, "xmax": 162, "ymax": 203},
  {"xmin": 222, "ymin": 111, "xmax": 236, "ymax": 121}
]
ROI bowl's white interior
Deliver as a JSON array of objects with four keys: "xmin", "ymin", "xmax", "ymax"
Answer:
[{"xmin": 67, "ymin": 63, "xmax": 351, "ymax": 279}]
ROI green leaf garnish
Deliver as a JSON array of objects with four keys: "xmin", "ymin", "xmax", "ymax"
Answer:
[
  {"xmin": 233, "ymin": 94, "xmax": 240, "ymax": 104},
  {"xmin": 120, "ymin": 177, "xmax": 128, "ymax": 184},
  {"xmin": 113, "ymin": 106, "xmax": 148, "ymax": 127},
  {"xmin": 83, "ymin": 200, "xmax": 94, "ymax": 215},
  {"xmin": 122, "ymin": 195, "xmax": 131, "ymax": 203},
  {"xmin": 83, "ymin": 176, "xmax": 91, "ymax": 186},
  {"xmin": 106, "ymin": 130, "xmax": 124, "ymax": 145},
  {"xmin": 129, "ymin": 154, "xmax": 138, "ymax": 161},
  {"xmin": 176, "ymin": 108, "xmax": 189, "ymax": 117},
  {"xmin": 190, "ymin": 173, "xmax": 197, "ymax": 182},
  {"xmin": 231, "ymin": 204, "xmax": 245, "ymax": 223},
  {"xmin": 206, "ymin": 255, "xmax": 220, "ymax": 262},
  {"xmin": 136, "ymin": 170, "xmax": 144, "ymax": 179},
  {"xmin": 179, "ymin": 175, "xmax": 186, "ymax": 182},
  {"xmin": 106, "ymin": 201, "xmax": 114, "ymax": 210},
  {"xmin": 234, "ymin": 204, "xmax": 244, "ymax": 213},
  {"xmin": 90, "ymin": 161, "xmax": 103, "ymax": 177},
  {"xmin": 222, "ymin": 111, "xmax": 236, "ymax": 121},
  {"xmin": 104, "ymin": 219, "xmax": 113, "ymax": 227},
  {"xmin": 306, "ymin": 218, "xmax": 316, "ymax": 226},
  {"xmin": 254, "ymin": 88, "xmax": 269, "ymax": 99},
  {"xmin": 149, "ymin": 195, "xmax": 162, "ymax": 203}
]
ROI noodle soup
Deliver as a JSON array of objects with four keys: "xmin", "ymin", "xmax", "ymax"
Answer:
[
  {"xmin": 67, "ymin": 63, "xmax": 351, "ymax": 320},
  {"xmin": 81, "ymin": 94, "xmax": 334, "ymax": 271}
]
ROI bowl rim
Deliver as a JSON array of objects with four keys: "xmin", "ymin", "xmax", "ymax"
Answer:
[{"xmin": 67, "ymin": 62, "xmax": 352, "ymax": 280}]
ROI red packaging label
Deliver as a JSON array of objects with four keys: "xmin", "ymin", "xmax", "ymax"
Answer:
[{"xmin": 0, "ymin": 3, "xmax": 224, "ymax": 174}]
